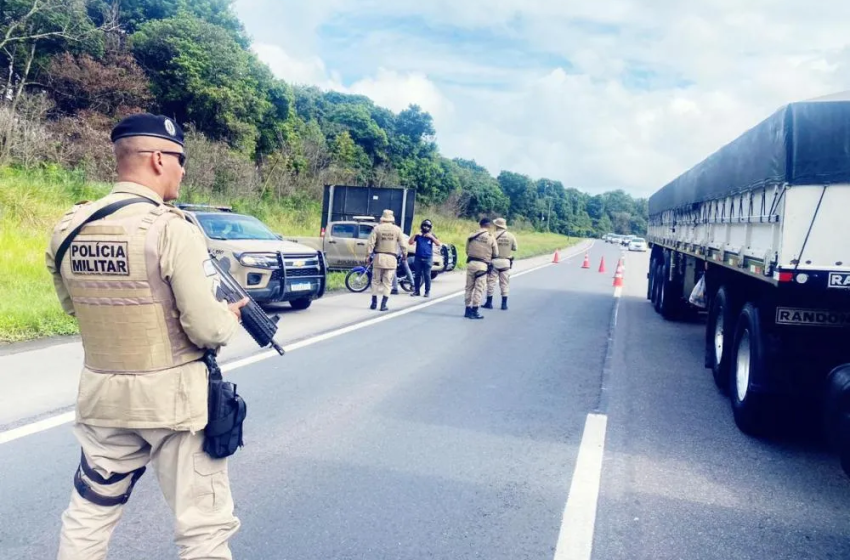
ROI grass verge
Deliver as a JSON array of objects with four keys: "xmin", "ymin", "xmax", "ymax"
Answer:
[{"xmin": 0, "ymin": 166, "xmax": 578, "ymax": 343}]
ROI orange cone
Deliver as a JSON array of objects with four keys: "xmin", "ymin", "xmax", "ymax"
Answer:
[
  {"xmin": 552, "ymin": 250, "xmax": 560, "ymax": 264},
  {"xmin": 598, "ymin": 256, "xmax": 606, "ymax": 273},
  {"xmin": 613, "ymin": 261, "xmax": 625, "ymax": 287},
  {"xmin": 581, "ymin": 253, "xmax": 590, "ymax": 269}
]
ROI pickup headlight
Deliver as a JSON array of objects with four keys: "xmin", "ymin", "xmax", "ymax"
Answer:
[{"xmin": 237, "ymin": 252, "xmax": 279, "ymax": 268}]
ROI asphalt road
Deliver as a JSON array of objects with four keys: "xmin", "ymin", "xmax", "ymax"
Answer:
[{"xmin": 1, "ymin": 243, "xmax": 849, "ymax": 560}]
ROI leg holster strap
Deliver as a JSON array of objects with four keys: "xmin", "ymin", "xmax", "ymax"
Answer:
[{"xmin": 73, "ymin": 450, "xmax": 146, "ymax": 507}]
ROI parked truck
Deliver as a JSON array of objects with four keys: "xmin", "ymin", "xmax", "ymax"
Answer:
[
  {"xmin": 645, "ymin": 93, "xmax": 850, "ymax": 476},
  {"xmin": 286, "ymin": 184, "xmax": 458, "ymax": 276}
]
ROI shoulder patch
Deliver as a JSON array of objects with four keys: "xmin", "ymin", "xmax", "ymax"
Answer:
[{"xmin": 203, "ymin": 259, "xmax": 218, "ymax": 277}]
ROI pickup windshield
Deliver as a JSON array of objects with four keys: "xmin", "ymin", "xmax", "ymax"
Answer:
[{"xmin": 195, "ymin": 213, "xmax": 278, "ymax": 241}]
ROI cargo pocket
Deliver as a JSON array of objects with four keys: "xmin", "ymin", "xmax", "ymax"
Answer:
[{"xmin": 192, "ymin": 452, "xmax": 228, "ymax": 513}]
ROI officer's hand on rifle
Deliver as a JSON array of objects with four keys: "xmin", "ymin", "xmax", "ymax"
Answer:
[{"xmin": 228, "ymin": 297, "xmax": 249, "ymax": 321}]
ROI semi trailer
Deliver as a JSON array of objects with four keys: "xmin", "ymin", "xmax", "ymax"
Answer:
[{"xmin": 645, "ymin": 93, "xmax": 850, "ymax": 476}]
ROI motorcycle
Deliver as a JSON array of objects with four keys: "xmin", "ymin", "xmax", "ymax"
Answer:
[{"xmin": 345, "ymin": 257, "xmax": 414, "ymax": 293}]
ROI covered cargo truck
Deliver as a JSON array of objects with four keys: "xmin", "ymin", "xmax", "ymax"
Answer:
[{"xmin": 645, "ymin": 92, "xmax": 850, "ymax": 476}]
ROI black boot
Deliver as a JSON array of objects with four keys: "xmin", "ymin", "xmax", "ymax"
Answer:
[
  {"xmin": 424, "ymin": 291, "xmax": 430, "ymax": 298},
  {"xmin": 370, "ymin": 296, "xmax": 377, "ymax": 310},
  {"xmin": 501, "ymin": 297, "xmax": 508, "ymax": 310},
  {"xmin": 470, "ymin": 306, "xmax": 484, "ymax": 319},
  {"xmin": 380, "ymin": 296, "xmax": 389, "ymax": 311},
  {"xmin": 482, "ymin": 296, "xmax": 494, "ymax": 309},
  {"xmin": 464, "ymin": 306, "xmax": 472, "ymax": 318},
  {"xmin": 391, "ymin": 288, "xmax": 399, "ymax": 295},
  {"xmin": 411, "ymin": 290, "xmax": 421, "ymax": 297}
]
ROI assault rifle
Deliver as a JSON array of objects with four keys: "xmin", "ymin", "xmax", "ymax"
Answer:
[{"xmin": 208, "ymin": 254, "xmax": 285, "ymax": 356}]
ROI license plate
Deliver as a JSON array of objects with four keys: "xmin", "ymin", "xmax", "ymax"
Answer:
[{"xmin": 292, "ymin": 282, "xmax": 312, "ymax": 292}]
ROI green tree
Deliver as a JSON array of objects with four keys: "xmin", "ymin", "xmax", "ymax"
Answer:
[{"xmin": 131, "ymin": 14, "xmax": 271, "ymax": 153}]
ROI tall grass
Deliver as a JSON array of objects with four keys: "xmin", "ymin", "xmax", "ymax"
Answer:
[{"xmin": 0, "ymin": 167, "xmax": 577, "ymax": 342}]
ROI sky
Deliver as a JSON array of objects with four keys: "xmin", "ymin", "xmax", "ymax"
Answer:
[{"xmin": 233, "ymin": 0, "xmax": 850, "ymax": 198}]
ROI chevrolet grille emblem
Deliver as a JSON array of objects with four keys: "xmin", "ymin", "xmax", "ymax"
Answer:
[{"xmin": 293, "ymin": 260, "xmax": 305, "ymax": 267}]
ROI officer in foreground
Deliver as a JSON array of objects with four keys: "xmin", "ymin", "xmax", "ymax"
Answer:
[
  {"xmin": 464, "ymin": 217, "xmax": 498, "ymax": 319},
  {"xmin": 46, "ymin": 113, "xmax": 247, "ymax": 560},
  {"xmin": 366, "ymin": 208, "xmax": 405, "ymax": 311},
  {"xmin": 482, "ymin": 217, "xmax": 518, "ymax": 310},
  {"xmin": 408, "ymin": 218, "xmax": 441, "ymax": 297}
]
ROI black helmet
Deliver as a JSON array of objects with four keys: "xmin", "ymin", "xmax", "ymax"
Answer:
[{"xmin": 421, "ymin": 219, "xmax": 432, "ymax": 230}]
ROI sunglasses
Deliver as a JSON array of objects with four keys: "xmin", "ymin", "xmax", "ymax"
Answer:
[{"xmin": 137, "ymin": 150, "xmax": 187, "ymax": 168}]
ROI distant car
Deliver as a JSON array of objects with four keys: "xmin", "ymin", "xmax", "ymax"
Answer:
[
  {"xmin": 620, "ymin": 235, "xmax": 637, "ymax": 246},
  {"xmin": 628, "ymin": 237, "xmax": 648, "ymax": 252}
]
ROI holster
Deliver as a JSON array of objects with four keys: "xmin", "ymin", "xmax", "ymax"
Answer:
[{"xmin": 202, "ymin": 351, "xmax": 247, "ymax": 459}]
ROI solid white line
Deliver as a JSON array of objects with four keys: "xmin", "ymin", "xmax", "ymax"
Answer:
[
  {"xmin": 0, "ymin": 243, "xmax": 592, "ymax": 445},
  {"xmin": 0, "ymin": 411, "xmax": 75, "ymax": 445},
  {"xmin": 553, "ymin": 413, "xmax": 609, "ymax": 560},
  {"xmin": 613, "ymin": 286, "xmax": 622, "ymax": 298}
]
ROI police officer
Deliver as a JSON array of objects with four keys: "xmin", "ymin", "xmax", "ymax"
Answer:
[
  {"xmin": 464, "ymin": 217, "xmax": 498, "ymax": 319},
  {"xmin": 366, "ymin": 208, "xmax": 405, "ymax": 311},
  {"xmin": 46, "ymin": 113, "xmax": 247, "ymax": 560},
  {"xmin": 482, "ymin": 217, "xmax": 518, "ymax": 311},
  {"xmin": 408, "ymin": 218, "xmax": 441, "ymax": 297}
]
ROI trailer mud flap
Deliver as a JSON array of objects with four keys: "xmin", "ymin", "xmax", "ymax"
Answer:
[{"xmin": 775, "ymin": 307, "xmax": 850, "ymax": 327}]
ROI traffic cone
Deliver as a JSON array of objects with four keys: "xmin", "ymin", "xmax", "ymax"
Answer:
[
  {"xmin": 552, "ymin": 250, "xmax": 560, "ymax": 264},
  {"xmin": 598, "ymin": 256, "xmax": 606, "ymax": 273},
  {"xmin": 613, "ymin": 261, "xmax": 624, "ymax": 287},
  {"xmin": 581, "ymin": 253, "xmax": 590, "ymax": 269}
]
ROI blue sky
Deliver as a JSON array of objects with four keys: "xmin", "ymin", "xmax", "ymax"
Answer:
[{"xmin": 235, "ymin": 0, "xmax": 850, "ymax": 197}]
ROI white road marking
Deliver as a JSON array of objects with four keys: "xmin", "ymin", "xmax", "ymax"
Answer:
[
  {"xmin": 0, "ymin": 243, "xmax": 592, "ymax": 446},
  {"xmin": 613, "ymin": 286, "xmax": 622, "ymax": 298},
  {"xmin": 0, "ymin": 411, "xmax": 75, "ymax": 445},
  {"xmin": 553, "ymin": 413, "xmax": 609, "ymax": 560}
]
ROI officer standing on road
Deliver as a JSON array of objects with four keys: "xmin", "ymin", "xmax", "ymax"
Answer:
[
  {"xmin": 408, "ymin": 218, "xmax": 441, "ymax": 297},
  {"xmin": 366, "ymin": 209, "xmax": 405, "ymax": 311},
  {"xmin": 464, "ymin": 217, "xmax": 498, "ymax": 319},
  {"xmin": 482, "ymin": 217, "xmax": 518, "ymax": 311},
  {"xmin": 45, "ymin": 113, "xmax": 247, "ymax": 560}
]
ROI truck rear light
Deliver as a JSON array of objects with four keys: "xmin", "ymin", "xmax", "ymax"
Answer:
[
  {"xmin": 778, "ymin": 272, "xmax": 793, "ymax": 282},
  {"xmin": 320, "ymin": 227, "xmax": 325, "ymax": 238}
]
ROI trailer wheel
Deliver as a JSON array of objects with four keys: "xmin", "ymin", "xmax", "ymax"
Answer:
[
  {"xmin": 651, "ymin": 261, "xmax": 664, "ymax": 310},
  {"xmin": 729, "ymin": 303, "xmax": 775, "ymax": 437},
  {"xmin": 646, "ymin": 257, "xmax": 655, "ymax": 301},
  {"xmin": 706, "ymin": 286, "xmax": 735, "ymax": 392},
  {"xmin": 824, "ymin": 364, "xmax": 850, "ymax": 478}
]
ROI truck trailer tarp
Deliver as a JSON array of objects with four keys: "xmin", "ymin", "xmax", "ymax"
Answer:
[{"xmin": 648, "ymin": 96, "xmax": 850, "ymax": 215}]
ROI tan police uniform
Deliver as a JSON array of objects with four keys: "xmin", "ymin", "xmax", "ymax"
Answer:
[
  {"xmin": 46, "ymin": 181, "xmax": 241, "ymax": 560},
  {"xmin": 486, "ymin": 218, "xmax": 518, "ymax": 308},
  {"xmin": 366, "ymin": 209, "xmax": 405, "ymax": 310},
  {"xmin": 465, "ymin": 224, "xmax": 498, "ymax": 318}
]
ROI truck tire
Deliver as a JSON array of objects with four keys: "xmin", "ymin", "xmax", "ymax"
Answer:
[
  {"xmin": 655, "ymin": 252, "xmax": 683, "ymax": 320},
  {"xmin": 729, "ymin": 303, "xmax": 775, "ymax": 437},
  {"xmin": 651, "ymin": 261, "xmax": 664, "ymax": 309},
  {"xmin": 824, "ymin": 364, "xmax": 850, "ymax": 477},
  {"xmin": 290, "ymin": 297, "xmax": 312, "ymax": 310},
  {"xmin": 646, "ymin": 257, "xmax": 655, "ymax": 301},
  {"xmin": 706, "ymin": 286, "xmax": 735, "ymax": 392}
]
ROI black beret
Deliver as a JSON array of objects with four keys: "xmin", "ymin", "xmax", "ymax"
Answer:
[
  {"xmin": 479, "ymin": 217, "xmax": 493, "ymax": 227},
  {"xmin": 111, "ymin": 113, "xmax": 184, "ymax": 146}
]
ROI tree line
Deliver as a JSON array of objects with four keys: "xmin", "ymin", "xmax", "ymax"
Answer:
[{"xmin": 0, "ymin": 0, "xmax": 647, "ymax": 236}]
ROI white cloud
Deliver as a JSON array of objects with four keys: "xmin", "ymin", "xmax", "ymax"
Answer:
[{"xmin": 238, "ymin": 1, "xmax": 850, "ymax": 197}]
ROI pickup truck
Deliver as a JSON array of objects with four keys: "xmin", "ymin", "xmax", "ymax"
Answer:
[
  {"xmin": 285, "ymin": 217, "xmax": 458, "ymax": 278},
  {"xmin": 178, "ymin": 204, "xmax": 328, "ymax": 310}
]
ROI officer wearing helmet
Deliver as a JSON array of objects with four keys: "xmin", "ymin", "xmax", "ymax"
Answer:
[
  {"xmin": 46, "ymin": 113, "xmax": 247, "ymax": 559},
  {"xmin": 482, "ymin": 217, "xmax": 518, "ymax": 310},
  {"xmin": 366, "ymin": 208, "xmax": 406, "ymax": 311},
  {"xmin": 464, "ymin": 217, "xmax": 498, "ymax": 319},
  {"xmin": 408, "ymin": 218, "xmax": 441, "ymax": 297}
]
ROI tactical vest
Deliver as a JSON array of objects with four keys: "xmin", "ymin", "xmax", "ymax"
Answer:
[
  {"xmin": 374, "ymin": 223, "xmax": 400, "ymax": 255},
  {"xmin": 54, "ymin": 203, "xmax": 205, "ymax": 374},
  {"xmin": 467, "ymin": 230, "xmax": 494, "ymax": 263},
  {"xmin": 495, "ymin": 231, "xmax": 515, "ymax": 259}
]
